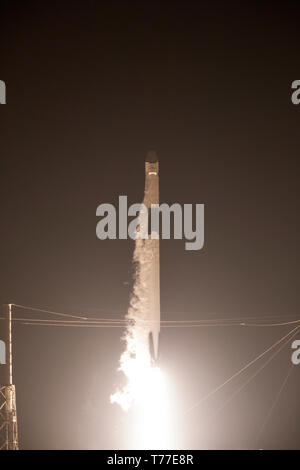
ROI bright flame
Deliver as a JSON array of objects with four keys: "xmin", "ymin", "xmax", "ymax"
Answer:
[
  {"xmin": 131, "ymin": 365, "xmax": 171, "ymax": 449},
  {"xmin": 111, "ymin": 354, "xmax": 172, "ymax": 448},
  {"xmin": 110, "ymin": 319, "xmax": 173, "ymax": 448}
]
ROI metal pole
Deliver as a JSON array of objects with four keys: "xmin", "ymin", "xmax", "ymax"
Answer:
[{"xmin": 4, "ymin": 304, "xmax": 12, "ymax": 386}]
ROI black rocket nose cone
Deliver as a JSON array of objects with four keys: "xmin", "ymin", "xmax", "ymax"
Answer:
[{"xmin": 146, "ymin": 150, "xmax": 158, "ymax": 163}]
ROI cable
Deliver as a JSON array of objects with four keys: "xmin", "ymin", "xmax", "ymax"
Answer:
[
  {"xmin": 5, "ymin": 312, "xmax": 300, "ymax": 328},
  {"xmin": 0, "ymin": 317, "xmax": 127, "ymax": 324},
  {"xmin": 12, "ymin": 303, "xmax": 88, "ymax": 320},
  {"xmin": 209, "ymin": 327, "xmax": 300, "ymax": 420},
  {"xmin": 20, "ymin": 322, "xmax": 125, "ymax": 328},
  {"xmin": 10, "ymin": 302, "xmax": 300, "ymax": 325},
  {"xmin": 184, "ymin": 325, "xmax": 300, "ymax": 415},
  {"xmin": 5, "ymin": 317, "xmax": 300, "ymax": 328},
  {"xmin": 255, "ymin": 364, "xmax": 294, "ymax": 447},
  {"xmin": 161, "ymin": 320, "xmax": 300, "ymax": 327}
]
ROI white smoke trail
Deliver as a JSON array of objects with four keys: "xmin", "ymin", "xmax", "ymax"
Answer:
[{"xmin": 110, "ymin": 236, "xmax": 154, "ymax": 411}]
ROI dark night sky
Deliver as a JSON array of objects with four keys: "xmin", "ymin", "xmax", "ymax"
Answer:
[{"xmin": 0, "ymin": 1, "xmax": 299, "ymax": 449}]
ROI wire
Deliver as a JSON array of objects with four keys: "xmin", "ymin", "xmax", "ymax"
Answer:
[
  {"xmin": 208, "ymin": 326, "xmax": 300, "ymax": 421},
  {"xmin": 5, "ymin": 317, "xmax": 300, "ymax": 328},
  {"xmin": 5, "ymin": 308, "xmax": 300, "ymax": 329},
  {"xmin": 19, "ymin": 322, "xmax": 125, "ymax": 328},
  {"xmin": 162, "ymin": 313, "xmax": 300, "ymax": 322},
  {"xmin": 255, "ymin": 364, "xmax": 294, "ymax": 447},
  {"xmin": 0, "ymin": 317, "xmax": 127, "ymax": 324},
  {"xmin": 10, "ymin": 302, "xmax": 300, "ymax": 325},
  {"xmin": 12, "ymin": 303, "xmax": 88, "ymax": 320},
  {"xmin": 184, "ymin": 325, "xmax": 300, "ymax": 415},
  {"xmin": 161, "ymin": 320, "xmax": 300, "ymax": 327}
]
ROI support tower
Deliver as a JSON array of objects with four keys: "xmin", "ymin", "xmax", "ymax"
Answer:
[{"xmin": 0, "ymin": 304, "xmax": 19, "ymax": 450}]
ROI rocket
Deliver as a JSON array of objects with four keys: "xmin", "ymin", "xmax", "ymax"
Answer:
[{"xmin": 143, "ymin": 151, "xmax": 160, "ymax": 363}]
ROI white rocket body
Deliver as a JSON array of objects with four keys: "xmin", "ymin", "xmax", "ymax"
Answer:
[{"xmin": 142, "ymin": 151, "xmax": 160, "ymax": 362}]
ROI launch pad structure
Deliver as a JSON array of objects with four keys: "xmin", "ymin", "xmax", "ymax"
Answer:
[{"xmin": 0, "ymin": 304, "xmax": 19, "ymax": 450}]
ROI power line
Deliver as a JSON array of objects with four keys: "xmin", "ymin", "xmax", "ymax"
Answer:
[
  {"xmin": 10, "ymin": 303, "xmax": 300, "ymax": 325},
  {"xmin": 0, "ymin": 317, "xmax": 127, "ymax": 324},
  {"xmin": 5, "ymin": 303, "xmax": 300, "ymax": 329},
  {"xmin": 20, "ymin": 322, "xmax": 126, "ymax": 328},
  {"xmin": 208, "ymin": 326, "xmax": 299, "ymax": 421},
  {"xmin": 4, "ymin": 317, "xmax": 300, "ymax": 328},
  {"xmin": 11, "ymin": 303, "xmax": 88, "ymax": 320},
  {"xmin": 255, "ymin": 364, "xmax": 294, "ymax": 447},
  {"xmin": 184, "ymin": 325, "xmax": 300, "ymax": 415}
]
